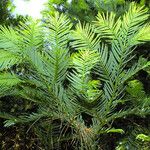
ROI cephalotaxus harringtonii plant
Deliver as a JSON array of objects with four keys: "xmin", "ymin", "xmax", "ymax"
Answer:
[{"xmin": 0, "ymin": 2, "xmax": 150, "ymax": 150}]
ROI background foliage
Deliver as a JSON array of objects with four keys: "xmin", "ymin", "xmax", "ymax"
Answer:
[{"xmin": 0, "ymin": 0, "xmax": 25, "ymax": 26}]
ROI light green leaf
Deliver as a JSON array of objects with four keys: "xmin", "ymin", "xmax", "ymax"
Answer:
[
  {"xmin": 106, "ymin": 128, "xmax": 125, "ymax": 134},
  {"xmin": 136, "ymin": 134, "xmax": 150, "ymax": 142},
  {"xmin": 0, "ymin": 50, "xmax": 21, "ymax": 70}
]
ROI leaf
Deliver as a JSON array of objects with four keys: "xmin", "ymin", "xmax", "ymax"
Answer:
[
  {"xmin": 0, "ymin": 73, "xmax": 21, "ymax": 97},
  {"xmin": 46, "ymin": 12, "xmax": 72, "ymax": 49},
  {"xmin": 121, "ymin": 2, "xmax": 149, "ymax": 45},
  {"xmin": 71, "ymin": 22, "xmax": 99, "ymax": 50},
  {"xmin": 4, "ymin": 119, "xmax": 17, "ymax": 127},
  {"xmin": 68, "ymin": 50, "xmax": 99, "ymax": 96},
  {"xmin": 106, "ymin": 128, "xmax": 125, "ymax": 134},
  {"xmin": 0, "ymin": 73, "xmax": 21, "ymax": 86},
  {"xmin": 0, "ymin": 50, "xmax": 21, "ymax": 70},
  {"xmin": 126, "ymin": 80, "xmax": 146, "ymax": 98},
  {"xmin": 94, "ymin": 11, "xmax": 121, "ymax": 40},
  {"xmin": 121, "ymin": 58, "xmax": 150, "ymax": 84},
  {"xmin": 136, "ymin": 134, "xmax": 150, "ymax": 142},
  {"xmin": 0, "ymin": 26, "xmax": 22, "ymax": 52},
  {"xmin": 132, "ymin": 24, "xmax": 150, "ymax": 44},
  {"xmin": 19, "ymin": 20, "xmax": 43, "ymax": 49}
]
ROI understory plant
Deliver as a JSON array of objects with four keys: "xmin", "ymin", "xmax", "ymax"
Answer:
[{"xmin": 0, "ymin": 2, "xmax": 150, "ymax": 150}]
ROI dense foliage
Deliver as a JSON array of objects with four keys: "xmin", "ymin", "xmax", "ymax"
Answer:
[
  {"xmin": 0, "ymin": 1, "xmax": 150, "ymax": 150},
  {"xmin": 43, "ymin": 0, "xmax": 150, "ymax": 22},
  {"xmin": 0, "ymin": 0, "xmax": 25, "ymax": 26}
]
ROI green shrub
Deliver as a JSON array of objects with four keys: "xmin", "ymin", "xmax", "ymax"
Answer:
[{"xmin": 0, "ymin": 2, "xmax": 150, "ymax": 149}]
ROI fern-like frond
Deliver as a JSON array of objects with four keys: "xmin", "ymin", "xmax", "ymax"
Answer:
[
  {"xmin": 0, "ymin": 73, "xmax": 21, "ymax": 86},
  {"xmin": 89, "ymin": 4, "xmax": 149, "ymax": 117},
  {"xmin": 131, "ymin": 24, "xmax": 150, "ymax": 45},
  {"xmin": 4, "ymin": 111, "xmax": 48, "ymax": 127},
  {"xmin": 26, "ymin": 50, "xmax": 47, "ymax": 77},
  {"xmin": 120, "ymin": 58, "xmax": 150, "ymax": 84},
  {"xmin": 0, "ymin": 73, "xmax": 21, "ymax": 96},
  {"xmin": 0, "ymin": 14, "xmax": 71, "ymax": 86},
  {"xmin": 94, "ymin": 44, "xmax": 110, "ymax": 81},
  {"xmin": 40, "ymin": 12, "xmax": 72, "ymax": 84},
  {"xmin": 46, "ymin": 12, "xmax": 72, "ymax": 49},
  {"xmin": 19, "ymin": 20, "xmax": 43, "ymax": 49},
  {"xmin": 0, "ymin": 4, "xmax": 149, "ymax": 150},
  {"xmin": 107, "ymin": 40, "xmax": 134, "ymax": 80},
  {"xmin": 17, "ymin": 85, "xmax": 51, "ymax": 104},
  {"xmin": 94, "ymin": 12, "xmax": 121, "ymax": 40},
  {"xmin": 0, "ymin": 111, "xmax": 17, "ymax": 120},
  {"xmin": 121, "ymin": 2, "xmax": 149, "ymax": 45},
  {"xmin": 71, "ymin": 23, "xmax": 99, "ymax": 50},
  {"xmin": 0, "ymin": 26, "xmax": 22, "ymax": 53},
  {"xmin": 0, "ymin": 50, "xmax": 21, "ymax": 70},
  {"xmin": 68, "ymin": 50, "xmax": 100, "ymax": 102},
  {"xmin": 103, "ymin": 3, "xmax": 149, "ymax": 79},
  {"xmin": 45, "ymin": 47, "xmax": 70, "ymax": 84},
  {"xmin": 25, "ymin": 47, "xmax": 69, "ymax": 85}
]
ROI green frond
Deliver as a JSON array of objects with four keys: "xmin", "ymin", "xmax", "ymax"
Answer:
[
  {"xmin": 0, "ymin": 73, "xmax": 21, "ymax": 87},
  {"xmin": 94, "ymin": 44, "xmax": 110, "ymax": 81},
  {"xmin": 121, "ymin": 58, "xmax": 150, "ymax": 83},
  {"xmin": 26, "ymin": 47, "xmax": 69, "ymax": 85},
  {"xmin": 27, "ymin": 48, "xmax": 70, "ymax": 85},
  {"xmin": 0, "ymin": 73, "xmax": 21, "ymax": 97},
  {"xmin": 104, "ymin": 3, "xmax": 149, "ymax": 81},
  {"xmin": 4, "ymin": 112, "xmax": 47, "ymax": 127},
  {"xmin": 0, "ymin": 111, "xmax": 17, "ymax": 120},
  {"xmin": 19, "ymin": 20, "xmax": 43, "ymax": 49},
  {"xmin": 71, "ymin": 50, "xmax": 99, "ymax": 71},
  {"xmin": 93, "ymin": 2, "xmax": 149, "ymax": 82},
  {"xmin": 116, "ymin": 125, "xmax": 150, "ymax": 150},
  {"xmin": 131, "ymin": 24, "xmax": 150, "ymax": 45},
  {"xmin": 94, "ymin": 12, "xmax": 121, "ymax": 40},
  {"xmin": 0, "ymin": 50, "xmax": 21, "ymax": 70},
  {"xmin": 126, "ymin": 80, "xmax": 145, "ymax": 98},
  {"xmin": 45, "ymin": 47, "xmax": 70, "ymax": 84},
  {"xmin": 0, "ymin": 26, "xmax": 22, "ymax": 52},
  {"xmin": 40, "ymin": 12, "xmax": 72, "ymax": 84},
  {"xmin": 46, "ymin": 12, "xmax": 72, "ymax": 48},
  {"xmin": 107, "ymin": 40, "xmax": 132, "ymax": 80},
  {"xmin": 68, "ymin": 50, "xmax": 100, "ymax": 102},
  {"xmin": 71, "ymin": 22, "xmax": 99, "ymax": 50},
  {"xmin": 17, "ymin": 85, "xmax": 51, "ymax": 104},
  {"xmin": 136, "ymin": 134, "xmax": 150, "ymax": 142},
  {"xmin": 121, "ymin": 2, "xmax": 149, "ymax": 44},
  {"xmin": 26, "ymin": 50, "xmax": 47, "ymax": 77}
]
